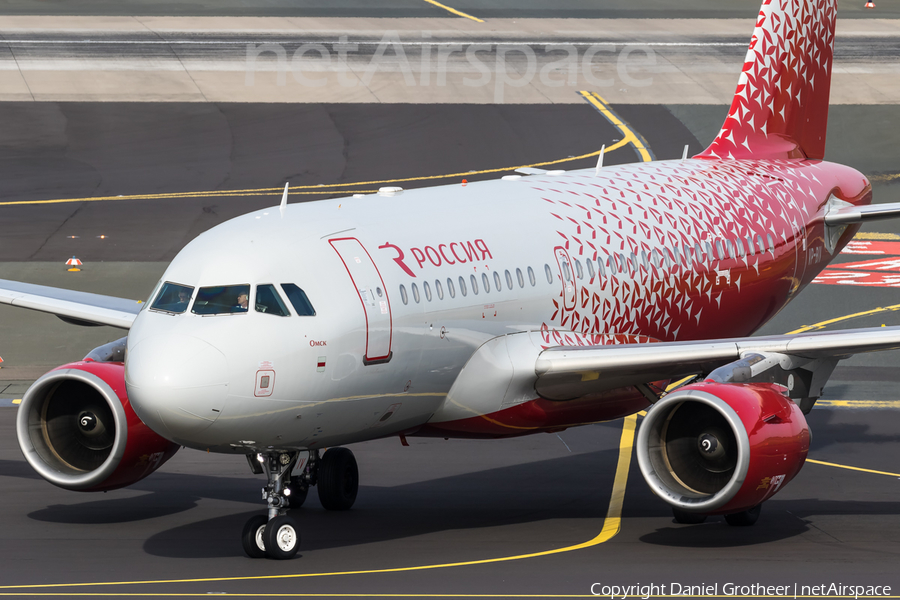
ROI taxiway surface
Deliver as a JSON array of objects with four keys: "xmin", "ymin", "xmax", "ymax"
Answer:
[{"xmin": 1, "ymin": 5, "xmax": 900, "ymax": 599}]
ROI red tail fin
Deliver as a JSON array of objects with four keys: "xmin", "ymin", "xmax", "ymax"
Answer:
[{"xmin": 697, "ymin": 0, "xmax": 837, "ymax": 160}]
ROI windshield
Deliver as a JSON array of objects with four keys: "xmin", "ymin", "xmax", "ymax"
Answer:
[
  {"xmin": 150, "ymin": 282, "xmax": 194, "ymax": 314},
  {"xmin": 255, "ymin": 284, "xmax": 290, "ymax": 316},
  {"xmin": 192, "ymin": 284, "xmax": 251, "ymax": 315},
  {"xmin": 281, "ymin": 283, "xmax": 316, "ymax": 316}
]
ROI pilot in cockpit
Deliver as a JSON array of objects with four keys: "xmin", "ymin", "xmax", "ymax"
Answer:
[{"xmin": 236, "ymin": 293, "xmax": 249, "ymax": 311}]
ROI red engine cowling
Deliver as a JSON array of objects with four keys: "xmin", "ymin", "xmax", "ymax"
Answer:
[
  {"xmin": 16, "ymin": 361, "xmax": 179, "ymax": 492},
  {"xmin": 636, "ymin": 382, "xmax": 809, "ymax": 515}
]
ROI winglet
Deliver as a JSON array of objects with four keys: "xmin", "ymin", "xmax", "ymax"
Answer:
[{"xmin": 280, "ymin": 183, "xmax": 289, "ymax": 212}]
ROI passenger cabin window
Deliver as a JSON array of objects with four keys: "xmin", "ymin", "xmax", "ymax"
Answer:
[
  {"xmin": 459, "ymin": 276, "xmax": 467, "ymax": 296},
  {"xmin": 447, "ymin": 277, "xmax": 456, "ymax": 298},
  {"xmin": 575, "ymin": 260, "xmax": 584, "ymax": 279},
  {"xmin": 151, "ymin": 282, "xmax": 194, "ymax": 314},
  {"xmin": 399, "ymin": 285, "xmax": 408, "ymax": 305},
  {"xmin": 586, "ymin": 259, "xmax": 596, "ymax": 280},
  {"xmin": 544, "ymin": 264, "xmax": 553, "ymax": 284},
  {"xmin": 494, "ymin": 271, "xmax": 503, "ymax": 290},
  {"xmin": 436, "ymin": 279, "xmax": 444, "ymax": 299},
  {"xmin": 470, "ymin": 274, "xmax": 479, "ymax": 295},
  {"xmin": 412, "ymin": 283, "xmax": 421, "ymax": 303},
  {"xmin": 528, "ymin": 267, "xmax": 536, "ymax": 286},
  {"xmin": 505, "ymin": 270, "xmax": 514, "ymax": 290},
  {"xmin": 424, "ymin": 281, "xmax": 432, "ymax": 302},
  {"xmin": 767, "ymin": 233, "xmax": 775, "ymax": 252},
  {"xmin": 255, "ymin": 284, "xmax": 290, "ymax": 316},
  {"xmin": 516, "ymin": 268, "xmax": 525, "ymax": 288},
  {"xmin": 281, "ymin": 284, "xmax": 316, "ymax": 316},
  {"xmin": 192, "ymin": 284, "xmax": 250, "ymax": 315},
  {"xmin": 483, "ymin": 273, "xmax": 491, "ymax": 293}
]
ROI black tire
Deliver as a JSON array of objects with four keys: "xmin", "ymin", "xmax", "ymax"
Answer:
[
  {"xmin": 317, "ymin": 447, "xmax": 359, "ymax": 511},
  {"xmin": 725, "ymin": 504, "xmax": 762, "ymax": 526},
  {"xmin": 263, "ymin": 515, "xmax": 300, "ymax": 560},
  {"xmin": 672, "ymin": 508, "xmax": 707, "ymax": 524},
  {"xmin": 241, "ymin": 515, "xmax": 268, "ymax": 558},
  {"xmin": 289, "ymin": 476, "xmax": 309, "ymax": 508}
]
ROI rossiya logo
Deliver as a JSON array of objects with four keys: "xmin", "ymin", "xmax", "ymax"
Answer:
[{"xmin": 378, "ymin": 239, "xmax": 493, "ymax": 277}]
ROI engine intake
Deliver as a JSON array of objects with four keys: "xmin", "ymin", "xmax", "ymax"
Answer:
[
  {"xmin": 637, "ymin": 382, "xmax": 809, "ymax": 514},
  {"xmin": 17, "ymin": 361, "xmax": 179, "ymax": 492}
]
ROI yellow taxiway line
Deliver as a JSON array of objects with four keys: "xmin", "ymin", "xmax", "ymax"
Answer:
[
  {"xmin": 807, "ymin": 459, "xmax": 900, "ymax": 478},
  {"xmin": 0, "ymin": 146, "xmax": 630, "ymax": 208},
  {"xmin": 421, "ymin": 0, "xmax": 484, "ymax": 22},
  {"xmin": 0, "ymin": 415, "xmax": 636, "ymax": 591},
  {"xmin": 579, "ymin": 91, "xmax": 653, "ymax": 162}
]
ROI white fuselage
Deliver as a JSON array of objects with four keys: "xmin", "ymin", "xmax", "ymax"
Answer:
[{"xmin": 124, "ymin": 158, "xmax": 851, "ymax": 454}]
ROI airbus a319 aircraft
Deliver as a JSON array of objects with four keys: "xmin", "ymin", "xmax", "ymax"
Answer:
[{"xmin": 3, "ymin": 0, "xmax": 900, "ymax": 561}]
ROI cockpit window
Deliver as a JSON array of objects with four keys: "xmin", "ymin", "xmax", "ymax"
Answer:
[
  {"xmin": 281, "ymin": 284, "xmax": 316, "ymax": 316},
  {"xmin": 255, "ymin": 284, "xmax": 290, "ymax": 316},
  {"xmin": 192, "ymin": 284, "xmax": 251, "ymax": 315},
  {"xmin": 150, "ymin": 282, "xmax": 194, "ymax": 314}
]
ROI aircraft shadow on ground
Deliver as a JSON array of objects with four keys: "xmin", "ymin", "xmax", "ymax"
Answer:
[
  {"xmin": 138, "ymin": 449, "xmax": 624, "ymax": 559},
  {"xmin": 640, "ymin": 497, "xmax": 900, "ymax": 548},
  {"xmin": 805, "ymin": 409, "xmax": 900, "ymax": 449}
]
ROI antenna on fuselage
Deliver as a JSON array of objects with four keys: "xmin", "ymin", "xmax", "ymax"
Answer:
[
  {"xmin": 682, "ymin": 144, "xmax": 689, "ymax": 160},
  {"xmin": 594, "ymin": 145, "xmax": 605, "ymax": 176},
  {"xmin": 279, "ymin": 182, "xmax": 289, "ymax": 215}
]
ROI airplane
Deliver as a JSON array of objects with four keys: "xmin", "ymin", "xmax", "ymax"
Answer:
[{"xmin": 3, "ymin": 0, "xmax": 900, "ymax": 561}]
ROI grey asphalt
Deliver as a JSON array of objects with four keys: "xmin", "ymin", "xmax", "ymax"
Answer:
[
  {"xmin": 0, "ymin": 102, "xmax": 697, "ymax": 262},
  {"xmin": 1, "ymin": 101, "xmax": 900, "ymax": 596},
  {"xmin": 0, "ymin": 0, "xmax": 896, "ymax": 19}
]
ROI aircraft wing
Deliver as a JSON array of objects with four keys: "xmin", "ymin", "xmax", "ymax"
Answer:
[
  {"xmin": 534, "ymin": 326, "xmax": 900, "ymax": 401},
  {"xmin": 825, "ymin": 201, "xmax": 900, "ymax": 225},
  {"xmin": 0, "ymin": 279, "xmax": 143, "ymax": 329}
]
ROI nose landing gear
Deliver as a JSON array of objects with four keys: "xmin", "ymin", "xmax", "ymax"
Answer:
[{"xmin": 241, "ymin": 447, "xmax": 359, "ymax": 559}]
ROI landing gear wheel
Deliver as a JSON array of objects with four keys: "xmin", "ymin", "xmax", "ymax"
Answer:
[
  {"xmin": 288, "ymin": 476, "xmax": 309, "ymax": 508},
  {"xmin": 317, "ymin": 447, "xmax": 358, "ymax": 510},
  {"xmin": 241, "ymin": 515, "xmax": 268, "ymax": 558},
  {"xmin": 264, "ymin": 515, "xmax": 300, "ymax": 560},
  {"xmin": 725, "ymin": 504, "xmax": 761, "ymax": 526},
  {"xmin": 672, "ymin": 508, "xmax": 707, "ymax": 524}
]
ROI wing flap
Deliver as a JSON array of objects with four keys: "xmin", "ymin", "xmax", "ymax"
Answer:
[
  {"xmin": 0, "ymin": 279, "xmax": 142, "ymax": 330},
  {"xmin": 535, "ymin": 326, "xmax": 900, "ymax": 401}
]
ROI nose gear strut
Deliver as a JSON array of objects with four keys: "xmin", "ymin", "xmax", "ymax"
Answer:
[{"xmin": 240, "ymin": 447, "xmax": 359, "ymax": 559}]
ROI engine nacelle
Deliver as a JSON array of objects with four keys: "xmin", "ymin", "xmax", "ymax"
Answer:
[
  {"xmin": 637, "ymin": 382, "xmax": 809, "ymax": 515},
  {"xmin": 17, "ymin": 361, "xmax": 179, "ymax": 492}
]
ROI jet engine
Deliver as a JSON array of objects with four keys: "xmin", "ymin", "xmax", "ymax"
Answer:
[
  {"xmin": 636, "ymin": 382, "xmax": 809, "ymax": 515},
  {"xmin": 17, "ymin": 360, "xmax": 179, "ymax": 492}
]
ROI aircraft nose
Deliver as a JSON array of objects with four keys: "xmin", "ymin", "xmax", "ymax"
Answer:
[{"xmin": 126, "ymin": 334, "xmax": 229, "ymax": 443}]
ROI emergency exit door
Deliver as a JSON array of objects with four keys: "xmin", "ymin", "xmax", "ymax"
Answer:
[{"xmin": 329, "ymin": 237, "xmax": 393, "ymax": 364}]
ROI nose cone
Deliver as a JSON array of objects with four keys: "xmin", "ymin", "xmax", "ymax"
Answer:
[{"xmin": 126, "ymin": 334, "xmax": 229, "ymax": 445}]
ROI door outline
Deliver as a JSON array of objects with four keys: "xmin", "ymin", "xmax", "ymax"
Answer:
[
  {"xmin": 554, "ymin": 246, "xmax": 577, "ymax": 311},
  {"xmin": 329, "ymin": 237, "xmax": 393, "ymax": 364}
]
